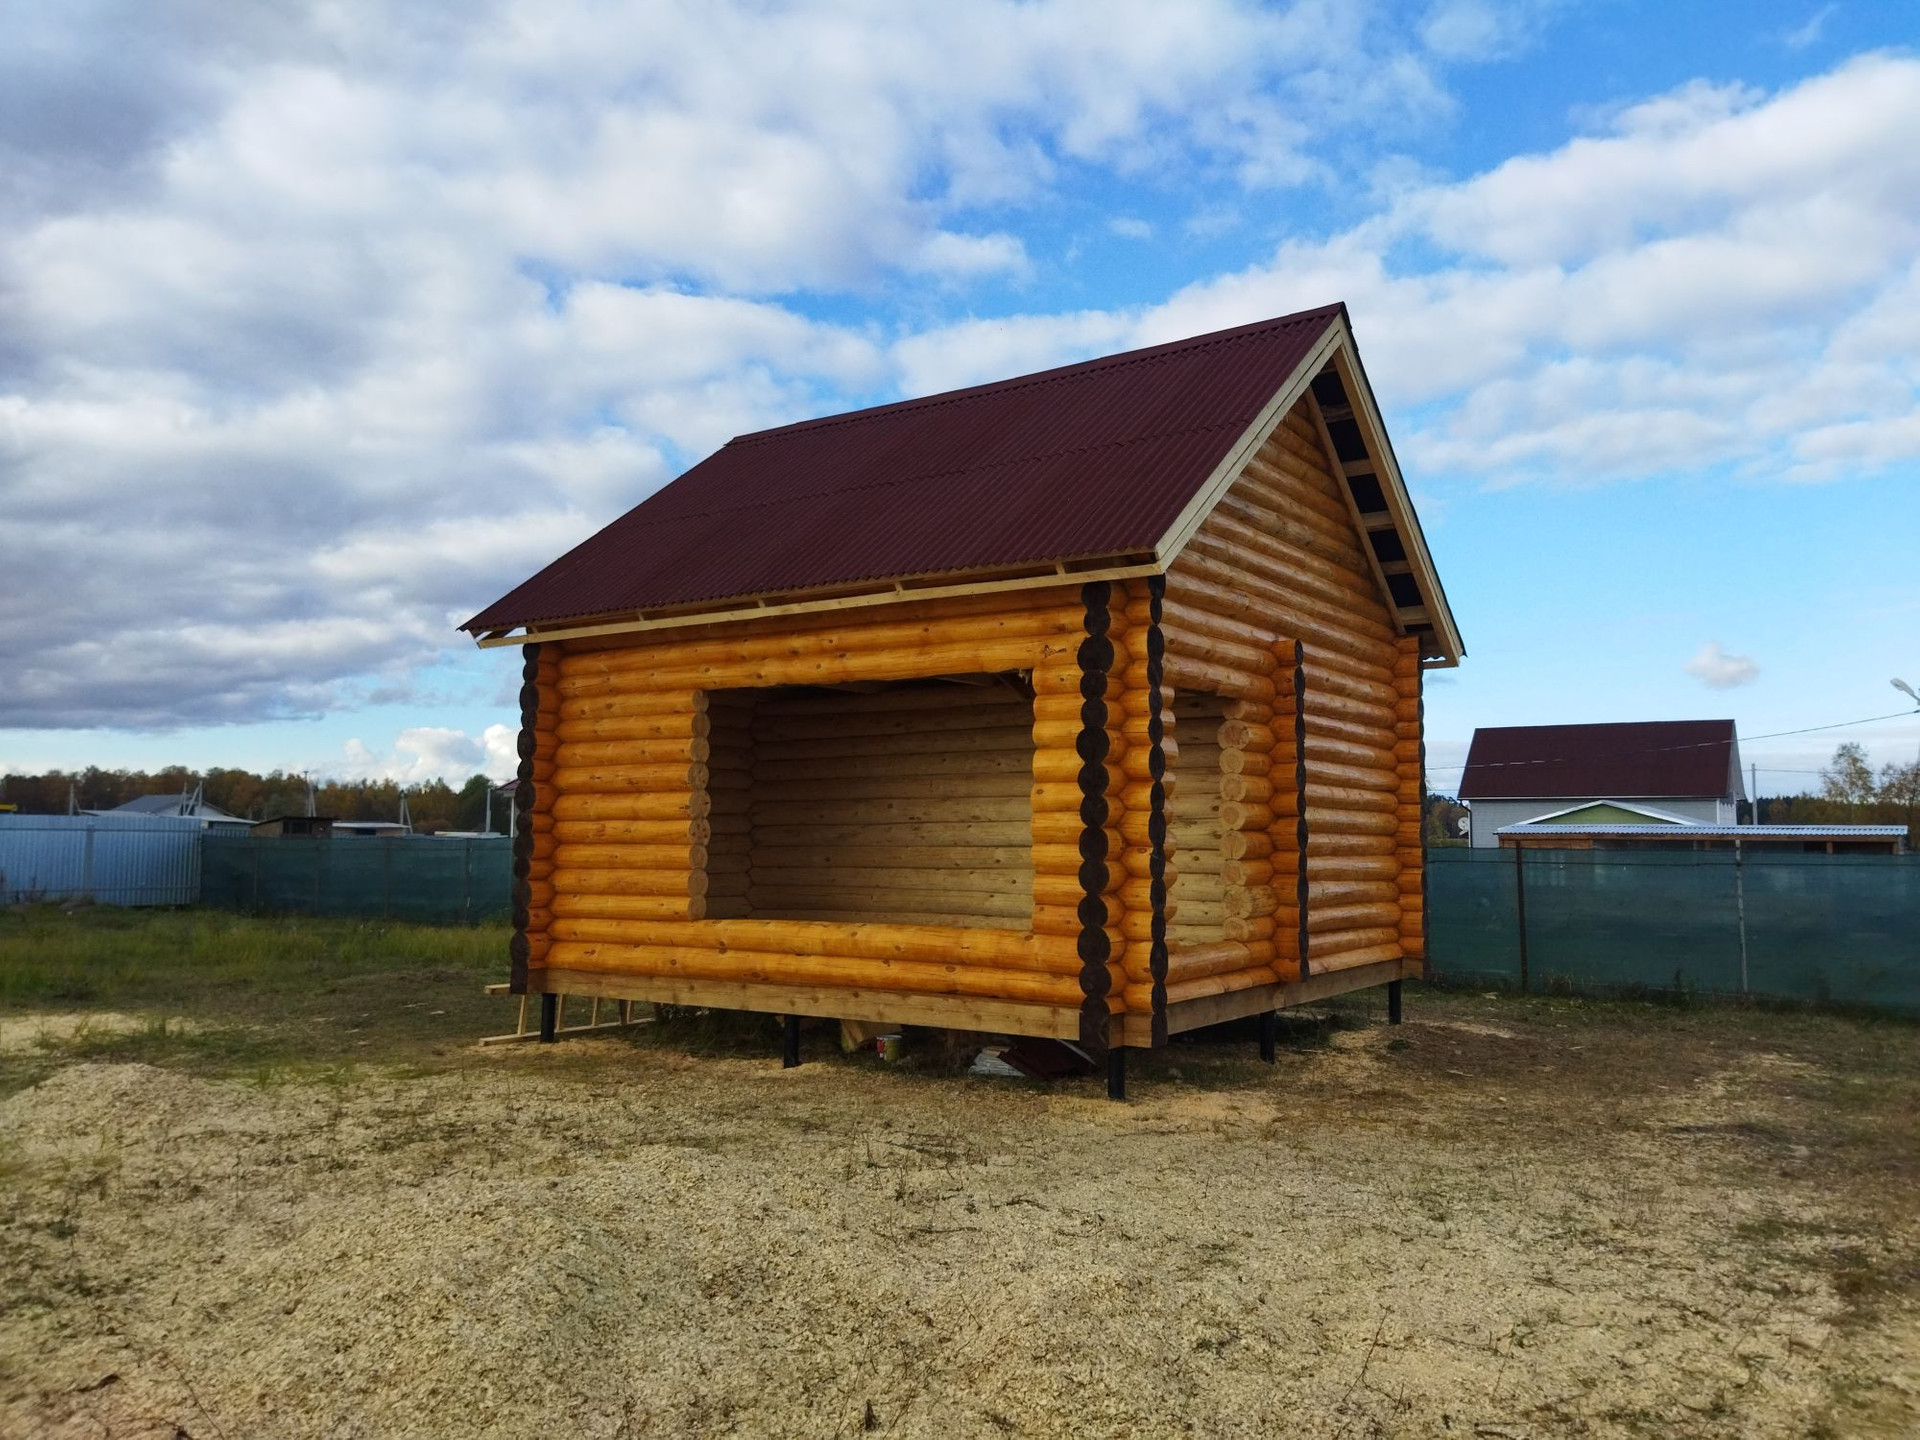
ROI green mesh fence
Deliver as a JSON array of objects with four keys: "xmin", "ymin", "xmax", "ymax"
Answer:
[
  {"xmin": 1428, "ymin": 848, "xmax": 1920, "ymax": 1016},
  {"xmin": 200, "ymin": 836, "xmax": 512, "ymax": 924}
]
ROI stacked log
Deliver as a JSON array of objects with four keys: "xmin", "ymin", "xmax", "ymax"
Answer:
[
  {"xmin": 1115, "ymin": 578, "xmax": 1174, "ymax": 1040},
  {"xmin": 1167, "ymin": 396, "xmax": 1408, "ymax": 979},
  {"xmin": 1165, "ymin": 692, "xmax": 1225, "ymax": 951},
  {"xmin": 511, "ymin": 643, "xmax": 560, "ymax": 990},
  {"xmin": 529, "ymin": 588, "xmax": 1084, "ymax": 1013},
  {"xmin": 1393, "ymin": 636, "xmax": 1426, "ymax": 965}
]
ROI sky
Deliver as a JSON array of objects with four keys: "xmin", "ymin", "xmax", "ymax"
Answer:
[{"xmin": 2, "ymin": 0, "xmax": 1917, "ymax": 798}]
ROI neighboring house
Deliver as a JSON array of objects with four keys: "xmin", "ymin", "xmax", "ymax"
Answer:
[
  {"xmin": 92, "ymin": 792, "xmax": 251, "ymax": 831},
  {"xmin": 1458, "ymin": 720, "xmax": 1744, "ymax": 849}
]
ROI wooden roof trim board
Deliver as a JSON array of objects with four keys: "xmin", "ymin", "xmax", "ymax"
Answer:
[{"xmin": 471, "ymin": 312, "xmax": 1465, "ymax": 663}]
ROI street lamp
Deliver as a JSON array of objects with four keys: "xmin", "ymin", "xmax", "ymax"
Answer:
[{"xmin": 1895, "ymin": 678, "xmax": 1919, "ymax": 707}]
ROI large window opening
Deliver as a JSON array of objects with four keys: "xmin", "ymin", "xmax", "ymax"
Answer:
[
  {"xmin": 703, "ymin": 678, "xmax": 1035, "ymax": 929},
  {"xmin": 1167, "ymin": 691, "xmax": 1231, "ymax": 948}
]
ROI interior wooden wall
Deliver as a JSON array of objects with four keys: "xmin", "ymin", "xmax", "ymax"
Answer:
[{"xmin": 693, "ymin": 683, "xmax": 1036, "ymax": 929}]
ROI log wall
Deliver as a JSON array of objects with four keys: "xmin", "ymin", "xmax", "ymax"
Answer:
[
  {"xmin": 526, "ymin": 587, "xmax": 1089, "ymax": 1015},
  {"xmin": 1164, "ymin": 393, "xmax": 1410, "ymax": 987}
]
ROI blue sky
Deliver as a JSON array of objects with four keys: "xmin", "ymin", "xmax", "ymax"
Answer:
[{"xmin": 2, "ymin": 0, "xmax": 1916, "ymax": 794}]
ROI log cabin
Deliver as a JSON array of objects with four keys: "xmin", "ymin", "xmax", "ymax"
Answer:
[{"xmin": 463, "ymin": 303, "xmax": 1464, "ymax": 1096}]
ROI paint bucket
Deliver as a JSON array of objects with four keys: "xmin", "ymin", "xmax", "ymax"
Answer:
[{"xmin": 877, "ymin": 1033, "xmax": 903, "ymax": 1062}]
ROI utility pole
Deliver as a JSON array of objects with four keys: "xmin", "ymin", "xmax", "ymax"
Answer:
[{"xmin": 1750, "ymin": 761, "xmax": 1759, "ymax": 825}]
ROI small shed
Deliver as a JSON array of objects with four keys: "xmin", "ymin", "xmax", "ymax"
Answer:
[
  {"xmin": 464, "ymin": 304, "xmax": 1463, "ymax": 1093},
  {"xmin": 251, "ymin": 815, "xmax": 335, "ymax": 838}
]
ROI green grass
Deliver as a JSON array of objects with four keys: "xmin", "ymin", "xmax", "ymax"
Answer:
[{"xmin": 0, "ymin": 906, "xmax": 509, "ymax": 1091}]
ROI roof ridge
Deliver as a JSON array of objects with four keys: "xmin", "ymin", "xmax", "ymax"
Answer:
[{"xmin": 725, "ymin": 304, "xmax": 1345, "ymax": 448}]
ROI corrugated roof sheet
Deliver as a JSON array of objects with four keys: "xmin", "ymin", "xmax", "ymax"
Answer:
[
  {"xmin": 465, "ymin": 304, "xmax": 1344, "ymax": 632},
  {"xmin": 1459, "ymin": 721, "xmax": 1738, "ymax": 801}
]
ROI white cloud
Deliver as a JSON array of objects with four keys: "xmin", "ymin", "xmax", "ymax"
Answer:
[
  {"xmin": 337, "ymin": 724, "xmax": 518, "ymax": 783},
  {"xmin": 1684, "ymin": 642, "xmax": 1761, "ymax": 690},
  {"xmin": 1782, "ymin": 5, "xmax": 1837, "ymax": 51},
  {"xmin": 1, "ymin": 0, "xmax": 1487, "ymax": 731}
]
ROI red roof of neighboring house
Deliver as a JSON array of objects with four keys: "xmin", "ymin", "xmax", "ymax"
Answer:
[
  {"xmin": 464, "ymin": 304, "xmax": 1345, "ymax": 632},
  {"xmin": 1458, "ymin": 720, "xmax": 1740, "ymax": 801}
]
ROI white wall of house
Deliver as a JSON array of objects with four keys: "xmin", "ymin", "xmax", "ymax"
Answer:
[{"xmin": 1467, "ymin": 796, "xmax": 1729, "ymax": 847}]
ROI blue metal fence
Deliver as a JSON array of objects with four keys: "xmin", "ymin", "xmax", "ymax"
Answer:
[{"xmin": 0, "ymin": 814, "xmax": 204, "ymax": 906}]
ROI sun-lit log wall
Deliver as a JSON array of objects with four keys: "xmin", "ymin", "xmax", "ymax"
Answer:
[
  {"xmin": 527, "ymin": 589, "xmax": 1092, "ymax": 1015},
  {"xmin": 1164, "ymin": 392, "xmax": 1410, "ymax": 989}
]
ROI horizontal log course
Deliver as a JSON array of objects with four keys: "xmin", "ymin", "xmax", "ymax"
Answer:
[
  {"xmin": 545, "ymin": 941, "xmax": 1085, "ymax": 1004},
  {"xmin": 552, "ymin": 843, "xmax": 701, "ymax": 871},
  {"xmin": 1208, "ymin": 488, "xmax": 1370, "ymax": 573},
  {"xmin": 748, "ymin": 862, "xmax": 1029, "ymax": 892},
  {"xmin": 1170, "ymin": 553, "xmax": 1394, "ymax": 653},
  {"xmin": 1307, "ymin": 879, "xmax": 1400, "ymax": 908},
  {"xmin": 1308, "ymin": 831, "xmax": 1398, "ymax": 857},
  {"xmin": 1159, "ymin": 621, "xmax": 1277, "ymax": 678},
  {"xmin": 1162, "ymin": 654, "xmax": 1276, "ymax": 702},
  {"xmin": 1310, "ymin": 855, "xmax": 1402, "ymax": 881},
  {"xmin": 760, "ymin": 748, "xmax": 1044, "ymax": 783},
  {"xmin": 752, "ymin": 885, "xmax": 1031, "ymax": 918},
  {"xmin": 1309, "ymin": 941, "xmax": 1406, "ymax": 974},
  {"xmin": 1310, "ymin": 925, "xmax": 1402, "ymax": 955},
  {"xmin": 750, "ymin": 774, "xmax": 1034, "ymax": 807},
  {"xmin": 550, "ymin": 894, "xmax": 706, "ymax": 921},
  {"xmin": 1304, "ymin": 733, "xmax": 1399, "ymax": 770},
  {"xmin": 552, "ymin": 792, "xmax": 704, "ymax": 822},
  {"xmin": 1156, "ymin": 965, "xmax": 1281, "ymax": 1008},
  {"xmin": 1305, "ymin": 782, "xmax": 1398, "ymax": 814},
  {"xmin": 548, "ymin": 918, "xmax": 1075, "ymax": 969},
  {"xmin": 565, "ymin": 611, "xmax": 1079, "ymax": 681},
  {"xmin": 553, "ymin": 762, "xmax": 707, "ymax": 795},
  {"xmin": 1185, "ymin": 527, "xmax": 1379, "ymax": 615},
  {"xmin": 751, "ymin": 844, "xmax": 1032, "ymax": 873},
  {"xmin": 1307, "ymin": 758, "xmax": 1400, "ymax": 793},
  {"xmin": 754, "ymin": 716, "xmax": 1033, "ymax": 754},
  {"xmin": 751, "ymin": 797, "xmax": 1029, "ymax": 829},
  {"xmin": 551, "ymin": 868, "xmax": 704, "ymax": 899},
  {"xmin": 753, "ymin": 821, "xmax": 1033, "ymax": 849},
  {"xmin": 1304, "ymin": 710, "xmax": 1403, "ymax": 752},
  {"xmin": 556, "ymin": 737, "xmax": 709, "ymax": 769},
  {"xmin": 1240, "ymin": 447, "xmax": 1353, "ymax": 526},
  {"xmin": 555, "ymin": 712, "xmax": 710, "ymax": 744}
]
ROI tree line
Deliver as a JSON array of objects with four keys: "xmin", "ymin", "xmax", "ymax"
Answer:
[{"xmin": 0, "ymin": 767, "xmax": 510, "ymax": 834}]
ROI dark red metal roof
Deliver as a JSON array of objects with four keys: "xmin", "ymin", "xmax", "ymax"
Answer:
[
  {"xmin": 1458, "ymin": 721, "xmax": 1739, "ymax": 801},
  {"xmin": 464, "ymin": 304, "xmax": 1345, "ymax": 631}
]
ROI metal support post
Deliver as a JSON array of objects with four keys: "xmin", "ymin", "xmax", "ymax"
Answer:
[
  {"xmin": 1107, "ymin": 1047, "xmax": 1127, "ymax": 1101},
  {"xmin": 782, "ymin": 1014, "xmax": 801, "ymax": 1069},
  {"xmin": 539, "ymin": 993, "xmax": 558, "ymax": 1043},
  {"xmin": 1259, "ymin": 1010, "xmax": 1277, "ymax": 1063},
  {"xmin": 1387, "ymin": 980, "xmax": 1403, "ymax": 1025}
]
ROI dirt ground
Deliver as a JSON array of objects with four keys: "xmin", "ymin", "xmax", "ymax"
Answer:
[{"xmin": 2, "ymin": 990, "xmax": 1917, "ymax": 1439}]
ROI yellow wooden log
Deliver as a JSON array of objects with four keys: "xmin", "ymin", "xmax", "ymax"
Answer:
[
  {"xmin": 551, "ymin": 792, "xmax": 703, "ymax": 822},
  {"xmin": 549, "ymin": 893, "xmax": 705, "ymax": 920}
]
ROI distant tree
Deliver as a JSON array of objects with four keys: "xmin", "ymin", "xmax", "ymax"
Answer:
[
  {"xmin": 1820, "ymin": 743, "xmax": 1878, "ymax": 812},
  {"xmin": 1879, "ymin": 758, "xmax": 1920, "ymax": 839},
  {"xmin": 1421, "ymin": 791, "xmax": 1470, "ymax": 846}
]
